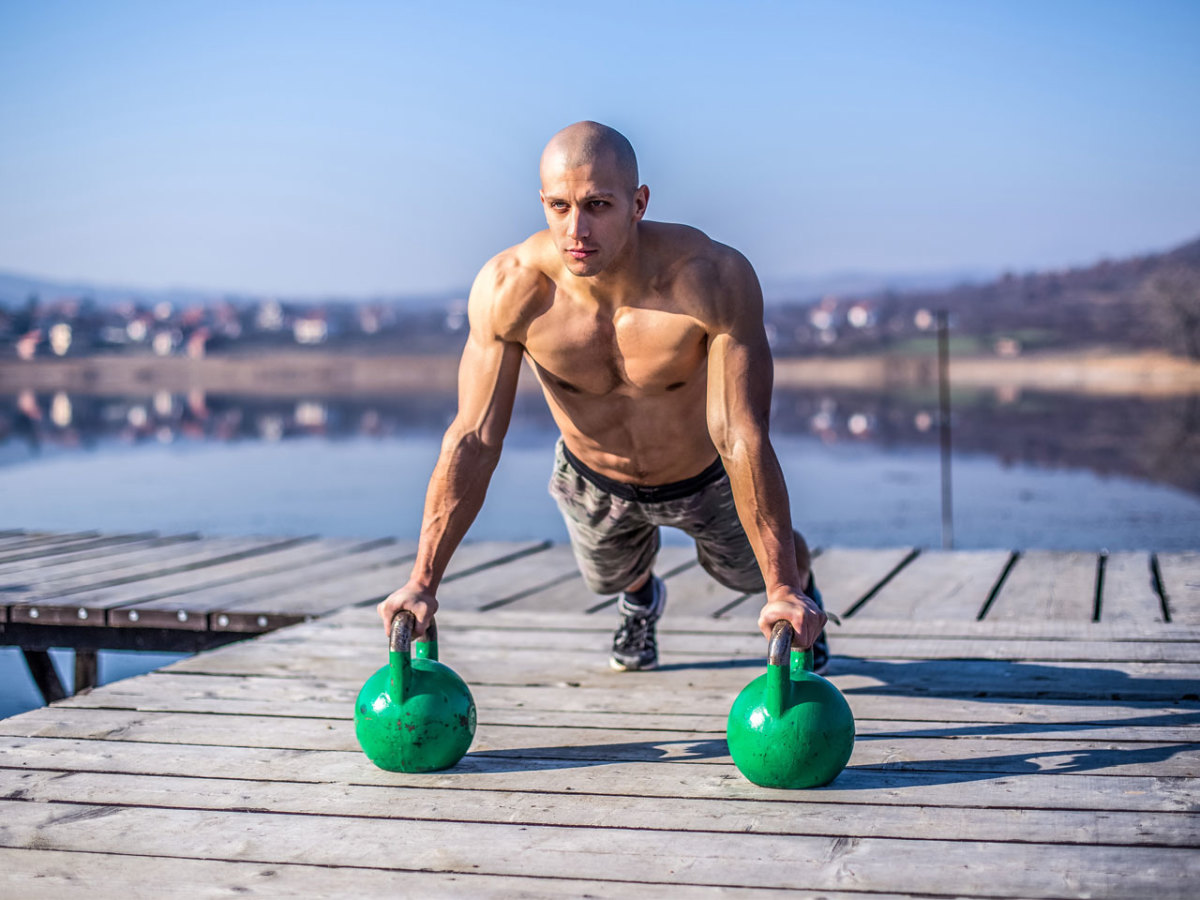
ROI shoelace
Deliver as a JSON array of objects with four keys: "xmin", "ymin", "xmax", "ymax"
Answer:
[{"xmin": 614, "ymin": 613, "xmax": 655, "ymax": 652}]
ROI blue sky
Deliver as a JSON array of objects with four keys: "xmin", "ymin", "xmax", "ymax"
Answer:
[{"xmin": 1, "ymin": 0, "xmax": 1197, "ymax": 297}]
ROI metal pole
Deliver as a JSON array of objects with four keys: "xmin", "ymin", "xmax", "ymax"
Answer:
[{"xmin": 937, "ymin": 310, "xmax": 954, "ymax": 549}]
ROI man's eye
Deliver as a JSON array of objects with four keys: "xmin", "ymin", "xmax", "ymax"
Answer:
[
  {"xmin": 550, "ymin": 201, "xmax": 568, "ymax": 210},
  {"xmin": 589, "ymin": 201, "xmax": 608, "ymax": 209}
]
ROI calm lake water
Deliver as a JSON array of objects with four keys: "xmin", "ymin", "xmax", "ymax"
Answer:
[{"xmin": 2, "ymin": 386, "xmax": 1198, "ymax": 717}]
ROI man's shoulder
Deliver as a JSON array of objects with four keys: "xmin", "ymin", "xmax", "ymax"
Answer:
[
  {"xmin": 472, "ymin": 234, "xmax": 557, "ymax": 339},
  {"xmin": 644, "ymin": 223, "xmax": 760, "ymax": 322}
]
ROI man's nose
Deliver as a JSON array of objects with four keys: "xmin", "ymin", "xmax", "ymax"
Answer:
[{"xmin": 566, "ymin": 209, "xmax": 589, "ymax": 240}]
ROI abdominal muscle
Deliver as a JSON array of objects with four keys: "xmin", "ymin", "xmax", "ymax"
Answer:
[{"xmin": 538, "ymin": 374, "xmax": 720, "ymax": 485}]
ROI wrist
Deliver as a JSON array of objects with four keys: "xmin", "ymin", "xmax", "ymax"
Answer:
[
  {"xmin": 765, "ymin": 585, "xmax": 807, "ymax": 606},
  {"xmin": 402, "ymin": 573, "xmax": 437, "ymax": 597}
]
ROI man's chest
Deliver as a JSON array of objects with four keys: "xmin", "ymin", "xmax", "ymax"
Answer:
[{"xmin": 524, "ymin": 303, "xmax": 709, "ymax": 396}]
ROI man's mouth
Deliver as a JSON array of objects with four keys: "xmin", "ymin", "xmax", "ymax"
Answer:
[{"xmin": 566, "ymin": 248, "xmax": 595, "ymax": 259}]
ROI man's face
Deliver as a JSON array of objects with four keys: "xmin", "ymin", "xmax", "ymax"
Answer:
[{"xmin": 539, "ymin": 154, "xmax": 647, "ymax": 277}]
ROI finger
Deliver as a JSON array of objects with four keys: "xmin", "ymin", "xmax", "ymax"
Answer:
[{"xmin": 757, "ymin": 612, "xmax": 775, "ymax": 641}]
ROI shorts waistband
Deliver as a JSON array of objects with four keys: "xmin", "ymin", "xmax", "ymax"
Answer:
[{"xmin": 560, "ymin": 442, "xmax": 725, "ymax": 503}]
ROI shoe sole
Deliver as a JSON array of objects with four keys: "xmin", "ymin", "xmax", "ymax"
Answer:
[{"xmin": 609, "ymin": 657, "xmax": 658, "ymax": 672}]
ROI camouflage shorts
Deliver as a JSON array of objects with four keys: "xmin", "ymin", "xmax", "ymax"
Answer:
[{"xmin": 549, "ymin": 438, "xmax": 766, "ymax": 596}]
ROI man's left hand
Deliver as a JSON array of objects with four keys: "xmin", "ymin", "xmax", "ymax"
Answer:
[{"xmin": 758, "ymin": 591, "xmax": 826, "ymax": 648}]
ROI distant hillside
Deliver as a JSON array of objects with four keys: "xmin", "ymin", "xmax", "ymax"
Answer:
[
  {"xmin": 767, "ymin": 235, "xmax": 1200, "ymax": 359},
  {"xmin": 892, "ymin": 236, "xmax": 1199, "ymax": 348},
  {"xmin": 4, "ymin": 234, "xmax": 1199, "ymax": 360}
]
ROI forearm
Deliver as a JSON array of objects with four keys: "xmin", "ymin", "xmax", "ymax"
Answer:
[{"xmin": 405, "ymin": 426, "xmax": 503, "ymax": 594}]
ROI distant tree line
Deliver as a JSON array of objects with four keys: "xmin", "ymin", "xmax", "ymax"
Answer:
[{"xmin": 3, "ymin": 237, "xmax": 1199, "ymax": 360}]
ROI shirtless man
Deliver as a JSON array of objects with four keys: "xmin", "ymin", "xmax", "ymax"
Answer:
[{"xmin": 378, "ymin": 121, "xmax": 828, "ymax": 672}]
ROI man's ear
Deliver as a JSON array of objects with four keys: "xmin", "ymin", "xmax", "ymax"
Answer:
[{"xmin": 633, "ymin": 184, "xmax": 650, "ymax": 221}]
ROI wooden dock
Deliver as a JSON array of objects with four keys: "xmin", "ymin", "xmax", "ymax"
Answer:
[{"xmin": 1, "ymin": 530, "xmax": 1198, "ymax": 897}]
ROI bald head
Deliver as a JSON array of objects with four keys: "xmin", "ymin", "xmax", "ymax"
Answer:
[{"xmin": 540, "ymin": 121, "xmax": 639, "ymax": 193}]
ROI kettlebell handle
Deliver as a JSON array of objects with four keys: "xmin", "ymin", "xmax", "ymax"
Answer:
[
  {"xmin": 389, "ymin": 611, "xmax": 437, "ymax": 653},
  {"xmin": 768, "ymin": 619, "xmax": 794, "ymax": 666},
  {"xmin": 768, "ymin": 619, "xmax": 814, "ymax": 673}
]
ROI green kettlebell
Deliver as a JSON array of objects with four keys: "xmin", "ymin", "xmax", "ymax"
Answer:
[
  {"xmin": 354, "ymin": 611, "xmax": 476, "ymax": 773},
  {"xmin": 726, "ymin": 620, "xmax": 855, "ymax": 788}
]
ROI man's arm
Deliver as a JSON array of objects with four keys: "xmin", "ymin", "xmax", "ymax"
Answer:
[
  {"xmin": 377, "ymin": 258, "xmax": 529, "ymax": 637},
  {"xmin": 704, "ymin": 252, "xmax": 826, "ymax": 646}
]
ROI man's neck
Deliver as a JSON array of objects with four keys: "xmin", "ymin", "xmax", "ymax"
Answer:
[{"xmin": 565, "ymin": 227, "xmax": 647, "ymax": 309}]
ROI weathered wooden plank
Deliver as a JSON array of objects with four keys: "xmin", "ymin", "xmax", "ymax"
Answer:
[
  {"xmin": 0, "ymin": 532, "xmax": 159, "ymax": 566},
  {"xmin": 269, "ymin": 617, "xmax": 1200, "ymax": 663},
  {"xmin": 14, "ymin": 696, "xmax": 1200, "ymax": 745},
  {"xmin": 0, "ymin": 847, "xmax": 773, "ymax": 900},
  {"xmin": 311, "ymin": 600, "xmax": 1200, "ymax": 641},
  {"xmin": 0, "ymin": 531, "xmax": 38, "ymax": 550},
  {"xmin": 512, "ymin": 543, "xmax": 698, "ymax": 612},
  {"xmin": 101, "ymin": 538, "xmax": 381, "ymax": 629},
  {"xmin": 161, "ymin": 631, "xmax": 1200, "ymax": 703},
  {"xmin": 0, "ymin": 536, "xmax": 283, "ymax": 603},
  {"xmin": 852, "ymin": 550, "xmax": 1011, "ymax": 620},
  {"xmin": 3, "ymin": 706, "xmax": 1197, "ymax": 778},
  {"xmin": 0, "ymin": 800, "xmax": 1195, "ymax": 898},
  {"xmin": 658, "ymin": 562, "xmax": 745, "ymax": 618},
  {"xmin": 3, "ymin": 736, "xmax": 1194, "ymax": 812},
  {"xmin": 210, "ymin": 540, "xmax": 552, "ymax": 634},
  {"xmin": 0, "ymin": 532, "xmax": 199, "ymax": 579},
  {"xmin": 47, "ymin": 693, "xmax": 1200, "ymax": 744},
  {"xmin": 124, "ymin": 538, "xmax": 415, "ymax": 617},
  {"xmin": 988, "ymin": 551, "xmax": 1099, "ymax": 622},
  {"xmin": 55, "ymin": 670, "xmax": 1200, "ymax": 731},
  {"xmin": 36, "ymin": 536, "xmax": 330, "ymax": 609},
  {"xmin": 98, "ymin": 537, "xmax": 400, "ymax": 631},
  {"xmin": 7, "ymin": 536, "xmax": 313, "ymax": 628},
  {"xmin": 804, "ymin": 547, "xmax": 918, "ymax": 619},
  {"xmin": 1102, "ymin": 552, "xmax": 1165, "ymax": 623},
  {"xmin": 4, "ymin": 768, "xmax": 1196, "ymax": 848},
  {"xmin": 1159, "ymin": 552, "xmax": 1200, "ymax": 625},
  {"xmin": 0, "ymin": 530, "xmax": 72, "ymax": 547},
  {"xmin": 432, "ymin": 544, "xmax": 581, "ymax": 611},
  {"xmin": 0, "ymin": 531, "xmax": 102, "ymax": 561}
]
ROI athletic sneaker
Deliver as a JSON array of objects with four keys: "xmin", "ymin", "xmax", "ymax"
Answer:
[
  {"xmin": 610, "ymin": 574, "xmax": 667, "ymax": 671},
  {"xmin": 807, "ymin": 576, "xmax": 830, "ymax": 675}
]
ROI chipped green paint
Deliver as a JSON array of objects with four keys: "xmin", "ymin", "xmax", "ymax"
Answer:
[
  {"xmin": 354, "ymin": 613, "xmax": 476, "ymax": 773},
  {"xmin": 726, "ymin": 621, "xmax": 855, "ymax": 789}
]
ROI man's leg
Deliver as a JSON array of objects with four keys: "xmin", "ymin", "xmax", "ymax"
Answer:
[
  {"xmin": 793, "ymin": 529, "xmax": 813, "ymax": 591},
  {"xmin": 547, "ymin": 439, "xmax": 664, "ymax": 670},
  {"xmin": 549, "ymin": 439, "xmax": 658, "ymax": 595},
  {"xmin": 610, "ymin": 563, "xmax": 668, "ymax": 671},
  {"xmin": 645, "ymin": 474, "xmax": 831, "ymax": 672},
  {"xmin": 794, "ymin": 529, "xmax": 830, "ymax": 675},
  {"xmin": 624, "ymin": 571, "xmax": 651, "ymax": 593}
]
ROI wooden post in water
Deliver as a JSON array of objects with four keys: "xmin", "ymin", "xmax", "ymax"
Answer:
[
  {"xmin": 937, "ymin": 310, "xmax": 954, "ymax": 549},
  {"xmin": 74, "ymin": 649, "xmax": 98, "ymax": 695},
  {"xmin": 21, "ymin": 649, "xmax": 67, "ymax": 704}
]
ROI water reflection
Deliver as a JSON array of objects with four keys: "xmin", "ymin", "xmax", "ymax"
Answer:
[
  {"xmin": 773, "ymin": 388, "xmax": 1200, "ymax": 496},
  {"xmin": 1, "ymin": 388, "xmax": 1197, "ymax": 496}
]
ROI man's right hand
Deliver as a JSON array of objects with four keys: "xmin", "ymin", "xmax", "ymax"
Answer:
[{"xmin": 377, "ymin": 584, "xmax": 438, "ymax": 639}]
